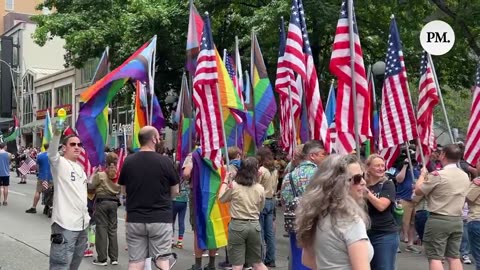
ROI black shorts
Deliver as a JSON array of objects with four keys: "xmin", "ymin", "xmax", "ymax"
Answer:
[{"xmin": 0, "ymin": 176, "xmax": 10, "ymax": 186}]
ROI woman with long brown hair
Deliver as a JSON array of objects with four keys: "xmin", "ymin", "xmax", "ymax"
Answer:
[
  {"xmin": 295, "ymin": 154, "xmax": 372, "ymax": 270},
  {"xmin": 219, "ymin": 157, "xmax": 268, "ymax": 270},
  {"xmin": 256, "ymin": 147, "xmax": 279, "ymax": 267}
]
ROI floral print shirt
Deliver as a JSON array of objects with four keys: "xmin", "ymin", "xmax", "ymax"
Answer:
[{"xmin": 281, "ymin": 161, "xmax": 317, "ymax": 204}]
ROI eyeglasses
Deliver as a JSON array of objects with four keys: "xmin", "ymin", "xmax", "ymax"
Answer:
[
  {"xmin": 69, "ymin": 142, "xmax": 83, "ymax": 147},
  {"xmin": 349, "ymin": 173, "xmax": 364, "ymax": 185}
]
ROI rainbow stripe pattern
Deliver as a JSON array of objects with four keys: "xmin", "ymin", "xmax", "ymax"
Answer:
[
  {"xmin": 77, "ymin": 37, "xmax": 156, "ymax": 166},
  {"xmin": 250, "ymin": 33, "xmax": 277, "ymax": 147},
  {"xmin": 192, "ymin": 149, "xmax": 230, "ymax": 249},
  {"xmin": 132, "ymin": 82, "xmax": 148, "ymax": 150}
]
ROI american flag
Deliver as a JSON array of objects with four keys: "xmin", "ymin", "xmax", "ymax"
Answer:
[
  {"xmin": 18, "ymin": 157, "xmax": 36, "ymax": 176},
  {"xmin": 416, "ymin": 51, "xmax": 439, "ymax": 161},
  {"xmin": 379, "ymin": 146, "xmax": 401, "ymax": 169},
  {"xmin": 329, "ymin": 0, "xmax": 371, "ymax": 155},
  {"xmin": 284, "ymin": 0, "xmax": 331, "ymax": 152},
  {"xmin": 64, "ymin": 126, "xmax": 94, "ymax": 177},
  {"xmin": 378, "ymin": 17, "xmax": 418, "ymax": 150},
  {"xmin": 192, "ymin": 14, "xmax": 224, "ymax": 168},
  {"xmin": 275, "ymin": 17, "xmax": 301, "ymax": 119},
  {"xmin": 464, "ymin": 64, "xmax": 480, "ymax": 165}
]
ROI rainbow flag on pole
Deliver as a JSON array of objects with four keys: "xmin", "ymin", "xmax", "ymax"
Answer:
[
  {"xmin": 192, "ymin": 149, "xmax": 230, "ymax": 249},
  {"xmin": 77, "ymin": 36, "xmax": 157, "ymax": 167},
  {"xmin": 132, "ymin": 81, "xmax": 148, "ymax": 150},
  {"xmin": 41, "ymin": 111, "xmax": 53, "ymax": 151}
]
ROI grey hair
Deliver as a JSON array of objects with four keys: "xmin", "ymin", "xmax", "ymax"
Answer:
[{"xmin": 295, "ymin": 154, "xmax": 370, "ymax": 248}]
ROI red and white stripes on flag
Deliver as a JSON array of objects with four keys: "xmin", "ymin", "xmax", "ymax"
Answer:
[
  {"xmin": 18, "ymin": 157, "xmax": 36, "ymax": 175},
  {"xmin": 416, "ymin": 52, "xmax": 439, "ymax": 161},
  {"xmin": 283, "ymin": 0, "xmax": 331, "ymax": 152},
  {"xmin": 192, "ymin": 15, "xmax": 224, "ymax": 168},
  {"xmin": 464, "ymin": 64, "xmax": 480, "ymax": 165},
  {"xmin": 329, "ymin": 0, "xmax": 371, "ymax": 154},
  {"xmin": 64, "ymin": 126, "xmax": 94, "ymax": 177},
  {"xmin": 379, "ymin": 17, "xmax": 418, "ymax": 150},
  {"xmin": 379, "ymin": 146, "xmax": 401, "ymax": 169}
]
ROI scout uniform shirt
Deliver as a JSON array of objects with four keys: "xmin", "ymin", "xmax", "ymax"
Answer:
[
  {"xmin": 420, "ymin": 163, "xmax": 470, "ymax": 217},
  {"xmin": 466, "ymin": 180, "xmax": 480, "ymax": 221}
]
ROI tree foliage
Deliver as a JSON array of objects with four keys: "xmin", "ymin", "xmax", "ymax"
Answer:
[{"xmin": 32, "ymin": 0, "xmax": 480, "ymax": 131}]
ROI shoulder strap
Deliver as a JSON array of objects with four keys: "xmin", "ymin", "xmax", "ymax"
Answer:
[{"xmin": 288, "ymin": 172, "xmax": 299, "ymax": 198}]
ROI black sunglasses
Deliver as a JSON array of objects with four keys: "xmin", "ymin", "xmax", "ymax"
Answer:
[
  {"xmin": 349, "ymin": 173, "xmax": 364, "ymax": 185},
  {"xmin": 69, "ymin": 142, "xmax": 83, "ymax": 147}
]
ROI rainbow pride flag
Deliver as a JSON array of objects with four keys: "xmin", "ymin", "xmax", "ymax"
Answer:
[
  {"xmin": 151, "ymin": 94, "xmax": 165, "ymax": 132},
  {"xmin": 132, "ymin": 82, "xmax": 148, "ymax": 150},
  {"xmin": 77, "ymin": 36, "xmax": 156, "ymax": 166},
  {"xmin": 176, "ymin": 74, "xmax": 194, "ymax": 167},
  {"xmin": 41, "ymin": 111, "xmax": 53, "ymax": 151},
  {"xmin": 192, "ymin": 149, "xmax": 230, "ymax": 249},
  {"xmin": 250, "ymin": 32, "xmax": 277, "ymax": 147},
  {"xmin": 215, "ymin": 49, "xmax": 244, "ymax": 121}
]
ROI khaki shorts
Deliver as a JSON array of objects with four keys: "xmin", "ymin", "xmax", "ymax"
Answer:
[
  {"xmin": 36, "ymin": 180, "xmax": 51, "ymax": 193},
  {"xmin": 227, "ymin": 219, "xmax": 263, "ymax": 266},
  {"xmin": 423, "ymin": 214, "xmax": 463, "ymax": 260},
  {"xmin": 126, "ymin": 223, "xmax": 173, "ymax": 262},
  {"xmin": 401, "ymin": 199, "xmax": 415, "ymax": 225}
]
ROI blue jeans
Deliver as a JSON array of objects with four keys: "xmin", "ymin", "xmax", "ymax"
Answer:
[
  {"xmin": 415, "ymin": 210, "xmax": 429, "ymax": 241},
  {"xmin": 369, "ymin": 231, "xmax": 399, "ymax": 270},
  {"xmin": 289, "ymin": 232, "xmax": 311, "ymax": 270},
  {"xmin": 461, "ymin": 219, "xmax": 470, "ymax": 256},
  {"xmin": 172, "ymin": 201, "xmax": 187, "ymax": 238},
  {"xmin": 468, "ymin": 221, "xmax": 480, "ymax": 270},
  {"xmin": 260, "ymin": 199, "xmax": 275, "ymax": 264},
  {"xmin": 49, "ymin": 223, "xmax": 88, "ymax": 270}
]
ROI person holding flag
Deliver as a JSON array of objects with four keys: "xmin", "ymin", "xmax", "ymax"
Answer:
[
  {"xmin": 48, "ymin": 113, "xmax": 90, "ymax": 270},
  {"xmin": 25, "ymin": 143, "xmax": 53, "ymax": 214}
]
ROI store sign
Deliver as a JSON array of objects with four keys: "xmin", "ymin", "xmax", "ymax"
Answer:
[
  {"xmin": 112, "ymin": 123, "xmax": 133, "ymax": 135},
  {"xmin": 36, "ymin": 109, "xmax": 52, "ymax": 120},
  {"xmin": 54, "ymin": 104, "xmax": 72, "ymax": 117}
]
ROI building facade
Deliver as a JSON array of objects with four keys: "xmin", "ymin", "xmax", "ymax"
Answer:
[{"xmin": 0, "ymin": 0, "xmax": 41, "ymax": 33}]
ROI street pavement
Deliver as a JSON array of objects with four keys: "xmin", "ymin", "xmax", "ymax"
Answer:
[{"xmin": 0, "ymin": 174, "xmax": 476, "ymax": 270}]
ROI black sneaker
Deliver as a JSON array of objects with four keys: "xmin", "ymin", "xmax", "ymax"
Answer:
[
  {"xmin": 265, "ymin": 262, "xmax": 276, "ymax": 268},
  {"xmin": 92, "ymin": 259, "xmax": 107, "ymax": 266},
  {"xmin": 26, "ymin": 208, "xmax": 36, "ymax": 214},
  {"xmin": 187, "ymin": 266, "xmax": 202, "ymax": 270},
  {"xmin": 218, "ymin": 261, "xmax": 232, "ymax": 269}
]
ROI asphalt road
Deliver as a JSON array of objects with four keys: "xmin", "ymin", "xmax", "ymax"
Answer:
[{"xmin": 0, "ymin": 173, "xmax": 476, "ymax": 270}]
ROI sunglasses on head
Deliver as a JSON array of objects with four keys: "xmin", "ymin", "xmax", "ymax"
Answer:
[
  {"xmin": 69, "ymin": 142, "xmax": 83, "ymax": 147},
  {"xmin": 349, "ymin": 173, "xmax": 364, "ymax": 185}
]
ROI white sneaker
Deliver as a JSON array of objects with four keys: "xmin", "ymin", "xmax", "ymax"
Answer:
[
  {"xmin": 462, "ymin": 255, "xmax": 472, "ymax": 264},
  {"xmin": 111, "ymin": 260, "xmax": 119, "ymax": 265}
]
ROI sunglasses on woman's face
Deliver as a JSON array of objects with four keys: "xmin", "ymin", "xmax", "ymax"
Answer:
[
  {"xmin": 349, "ymin": 173, "xmax": 364, "ymax": 185},
  {"xmin": 69, "ymin": 142, "xmax": 83, "ymax": 148}
]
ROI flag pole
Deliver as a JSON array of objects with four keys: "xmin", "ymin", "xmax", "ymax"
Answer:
[
  {"xmin": 149, "ymin": 36, "xmax": 157, "ymax": 126},
  {"xmin": 184, "ymin": 73, "xmax": 193, "ymax": 153},
  {"xmin": 347, "ymin": 0, "xmax": 361, "ymax": 159},
  {"xmin": 234, "ymin": 36, "xmax": 240, "ymax": 148},
  {"xmin": 427, "ymin": 53, "xmax": 454, "ymax": 143},
  {"xmin": 250, "ymin": 30, "xmax": 258, "ymax": 154},
  {"xmin": 405, "ymin": 142, "xmax": 417, "ymax": 182}
]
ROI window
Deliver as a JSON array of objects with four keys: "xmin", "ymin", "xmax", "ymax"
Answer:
[
  {"xmin": 37, "ymin": 92, "xmax": 52, "ymax": 110},
  {"xmin": 23, "ymin": 93, "xmax": 33, "ymax": 124},
  {"xmin": 5, "ymin": 0, "xmax": 14, "ymax": 10},
  {"xmin": 55, "ymin": 84, "xmax": 72, "ymax": 106}
]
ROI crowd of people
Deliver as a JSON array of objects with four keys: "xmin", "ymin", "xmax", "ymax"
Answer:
[{"xmin": 2, "ymin": 121, "xmax": 480, "ymax": 270}]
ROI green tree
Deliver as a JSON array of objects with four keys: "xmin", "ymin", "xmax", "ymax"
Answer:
[{"xmin": 32, "ymin": 0, "xmax": 479, "ymax": 129}]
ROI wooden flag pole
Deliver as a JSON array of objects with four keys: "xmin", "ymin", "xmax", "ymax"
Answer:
[{"xmin": 347, "ymin": 0, "xmax": 361, "ymax": 159}]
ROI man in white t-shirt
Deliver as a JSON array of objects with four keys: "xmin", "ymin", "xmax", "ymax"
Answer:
[{"xmin": 48, "ymin": 123, "xmax": 90, "ymax": 270}]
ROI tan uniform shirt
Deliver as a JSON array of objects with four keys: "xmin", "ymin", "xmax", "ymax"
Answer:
[
  {"xmin": 219, "ymin": 182, "xmax": 265, "ymax": 220},
  {"xmin": 420, "ymin": 164, "xmax": 470, "ymax": 216},
  {"xmin": 467, "ymin": 182, "xmax": 480, "ymax": 221},
  {"xmin": 258, "ymin": 167, "xmax": 278, "ymax": 199},
  {"xmin": 91, "ymin": 171, "xmax": 120, "ymax": 197}
]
